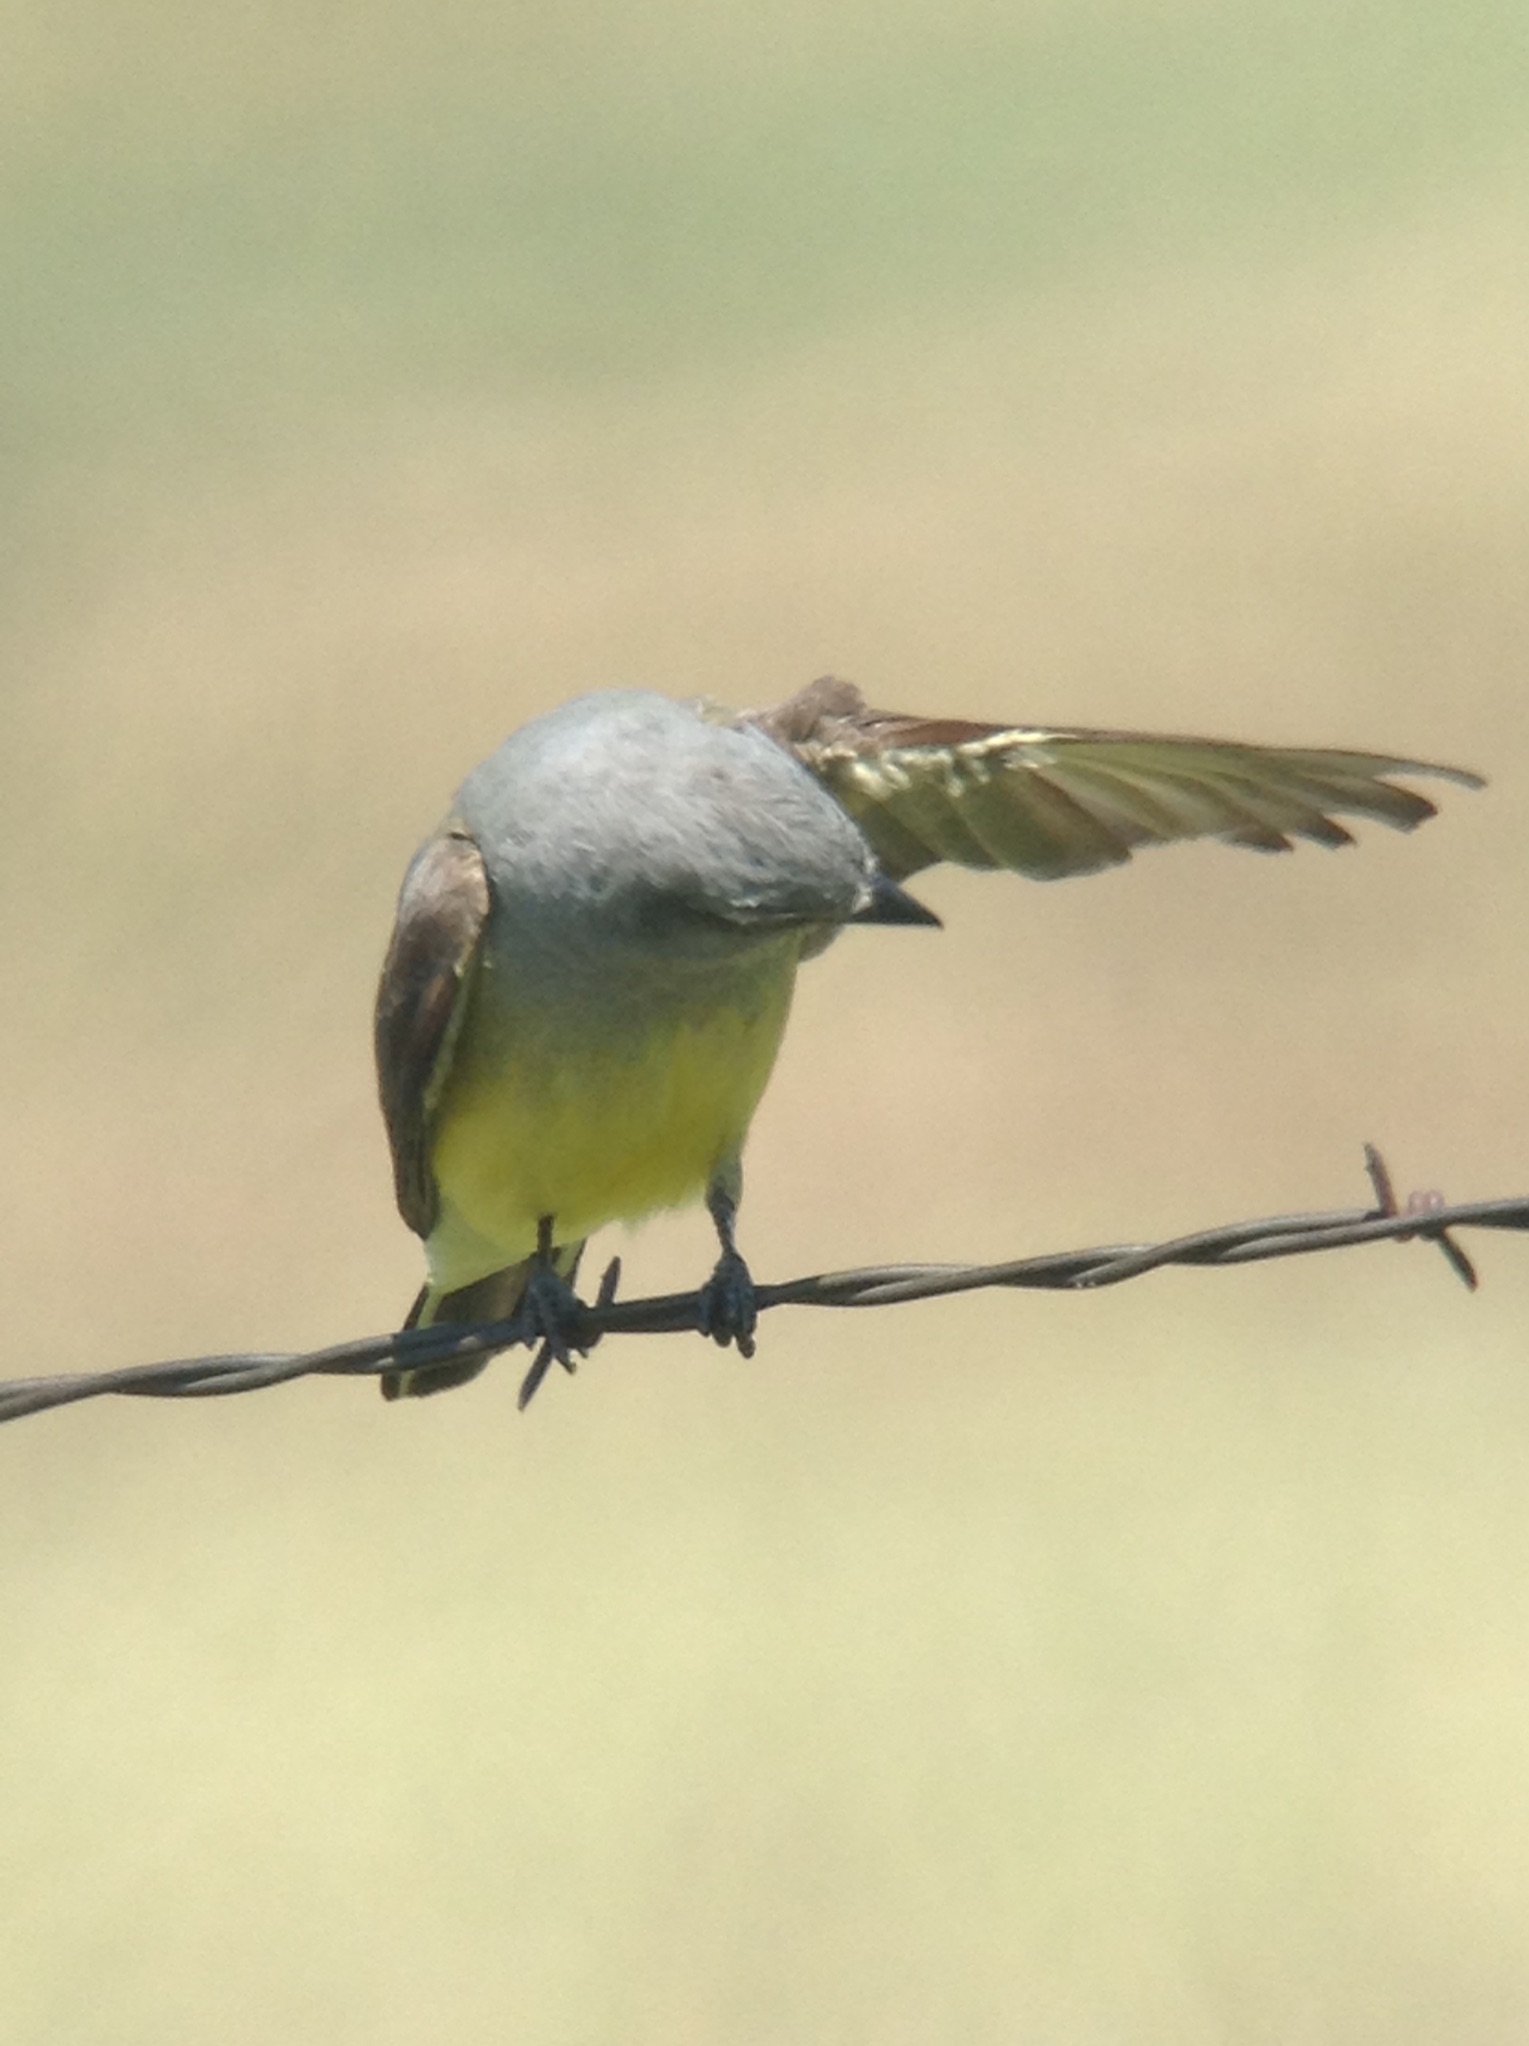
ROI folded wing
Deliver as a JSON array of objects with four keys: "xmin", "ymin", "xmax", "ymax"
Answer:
[{"xmin": 374, "ymin": 827, "xmax": 491, "ymax": 1235}]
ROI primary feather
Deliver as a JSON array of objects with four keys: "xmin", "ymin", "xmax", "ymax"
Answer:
[{"xmin": 741, "ymin": 675, "xmax": 1482, "ymax": 882}]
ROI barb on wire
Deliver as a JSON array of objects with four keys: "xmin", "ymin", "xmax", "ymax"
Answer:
[{"xmin": 2, "ymin": 1149, "xmax": 1523, "ymax": 1427}]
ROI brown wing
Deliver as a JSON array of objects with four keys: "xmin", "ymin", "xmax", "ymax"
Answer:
[
  {"xmin": 744, "ymin": 676, "xmax": 1483, "ymax": 882},
  {"xmin": 374, "ymin": 826, "xmax": 491, "ymax": 1237}
]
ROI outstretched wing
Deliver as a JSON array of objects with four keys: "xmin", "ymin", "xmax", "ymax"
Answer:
[
  {"xmin": 743, "ymin": 676, "xmax": 1483, "ymax": 882},
  {"xmin": 374, "ymin": 826, "xmax": 491, "ymax": 1237}
]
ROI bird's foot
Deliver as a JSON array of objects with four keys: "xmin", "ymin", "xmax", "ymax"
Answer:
[
  {"xmin": 697, "ymin": 1248, "xmax": 758, "ymax": 1359},
  {"xmin": 516, "ymin": 1253, "xmax": 620, "ymax": 1410}
]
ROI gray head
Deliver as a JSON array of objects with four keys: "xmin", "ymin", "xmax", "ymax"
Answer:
[{"xmin": 454, "ymin": 691, "xmax": 883, "ymax": 961}]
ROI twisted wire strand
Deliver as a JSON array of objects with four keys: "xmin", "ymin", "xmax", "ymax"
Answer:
[{"xmin": 2, "ymin": 1153, "xmax": 1519, "ymax": 1425}]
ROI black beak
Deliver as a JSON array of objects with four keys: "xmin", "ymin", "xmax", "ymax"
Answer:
[{"xmin": 851, "ymin": 869, "xmax": 942, "ymax": 928}]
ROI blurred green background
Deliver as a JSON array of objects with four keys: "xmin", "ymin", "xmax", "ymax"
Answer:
[{"xmin": 4, "ymin": 3, "xmax": 1528, "ymax": 2040}]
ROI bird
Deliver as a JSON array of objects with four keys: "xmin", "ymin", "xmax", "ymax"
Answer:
[{"xmin": 374, "ymin": 674, "xmax": 1481, "ymax": 1401}]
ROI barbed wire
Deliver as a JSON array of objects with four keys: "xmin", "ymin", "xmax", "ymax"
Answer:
[{"xmin": 2, "ymin": 1148, "xmax": 1521, "ymax": 1425}]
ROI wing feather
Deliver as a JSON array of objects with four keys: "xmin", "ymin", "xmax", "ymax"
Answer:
[
  {"xmin": 743, "ymin": 677, "xmax": 1482, "ymax": 882},
  {"xmin": 374, "ymin": 827, "xmax": 491, "ymax": 1237}
]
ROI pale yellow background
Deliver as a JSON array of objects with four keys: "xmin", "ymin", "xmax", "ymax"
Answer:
[{"xmin": 3, "ymin": 5, "xmax": 1527, "ymax": 2041}]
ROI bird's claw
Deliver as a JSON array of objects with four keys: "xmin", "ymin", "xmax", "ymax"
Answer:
[
  {"xmin": 697, "ymin": 1248, "xmax": 758, "ymax": 1358},
  {"xmin": 516, "ymin": 1259, "xmax": 614, "ymax": 1410}
]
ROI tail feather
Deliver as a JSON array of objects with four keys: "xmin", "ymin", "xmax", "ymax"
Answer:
[{"xmin": 381, "ymin": 1245, "xmax": 585, "ymax": 1400}]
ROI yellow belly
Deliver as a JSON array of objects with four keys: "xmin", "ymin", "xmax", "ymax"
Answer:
[{"xmin": 424, "ymin": 960, "xmax": 797, "ymax": 1295}]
